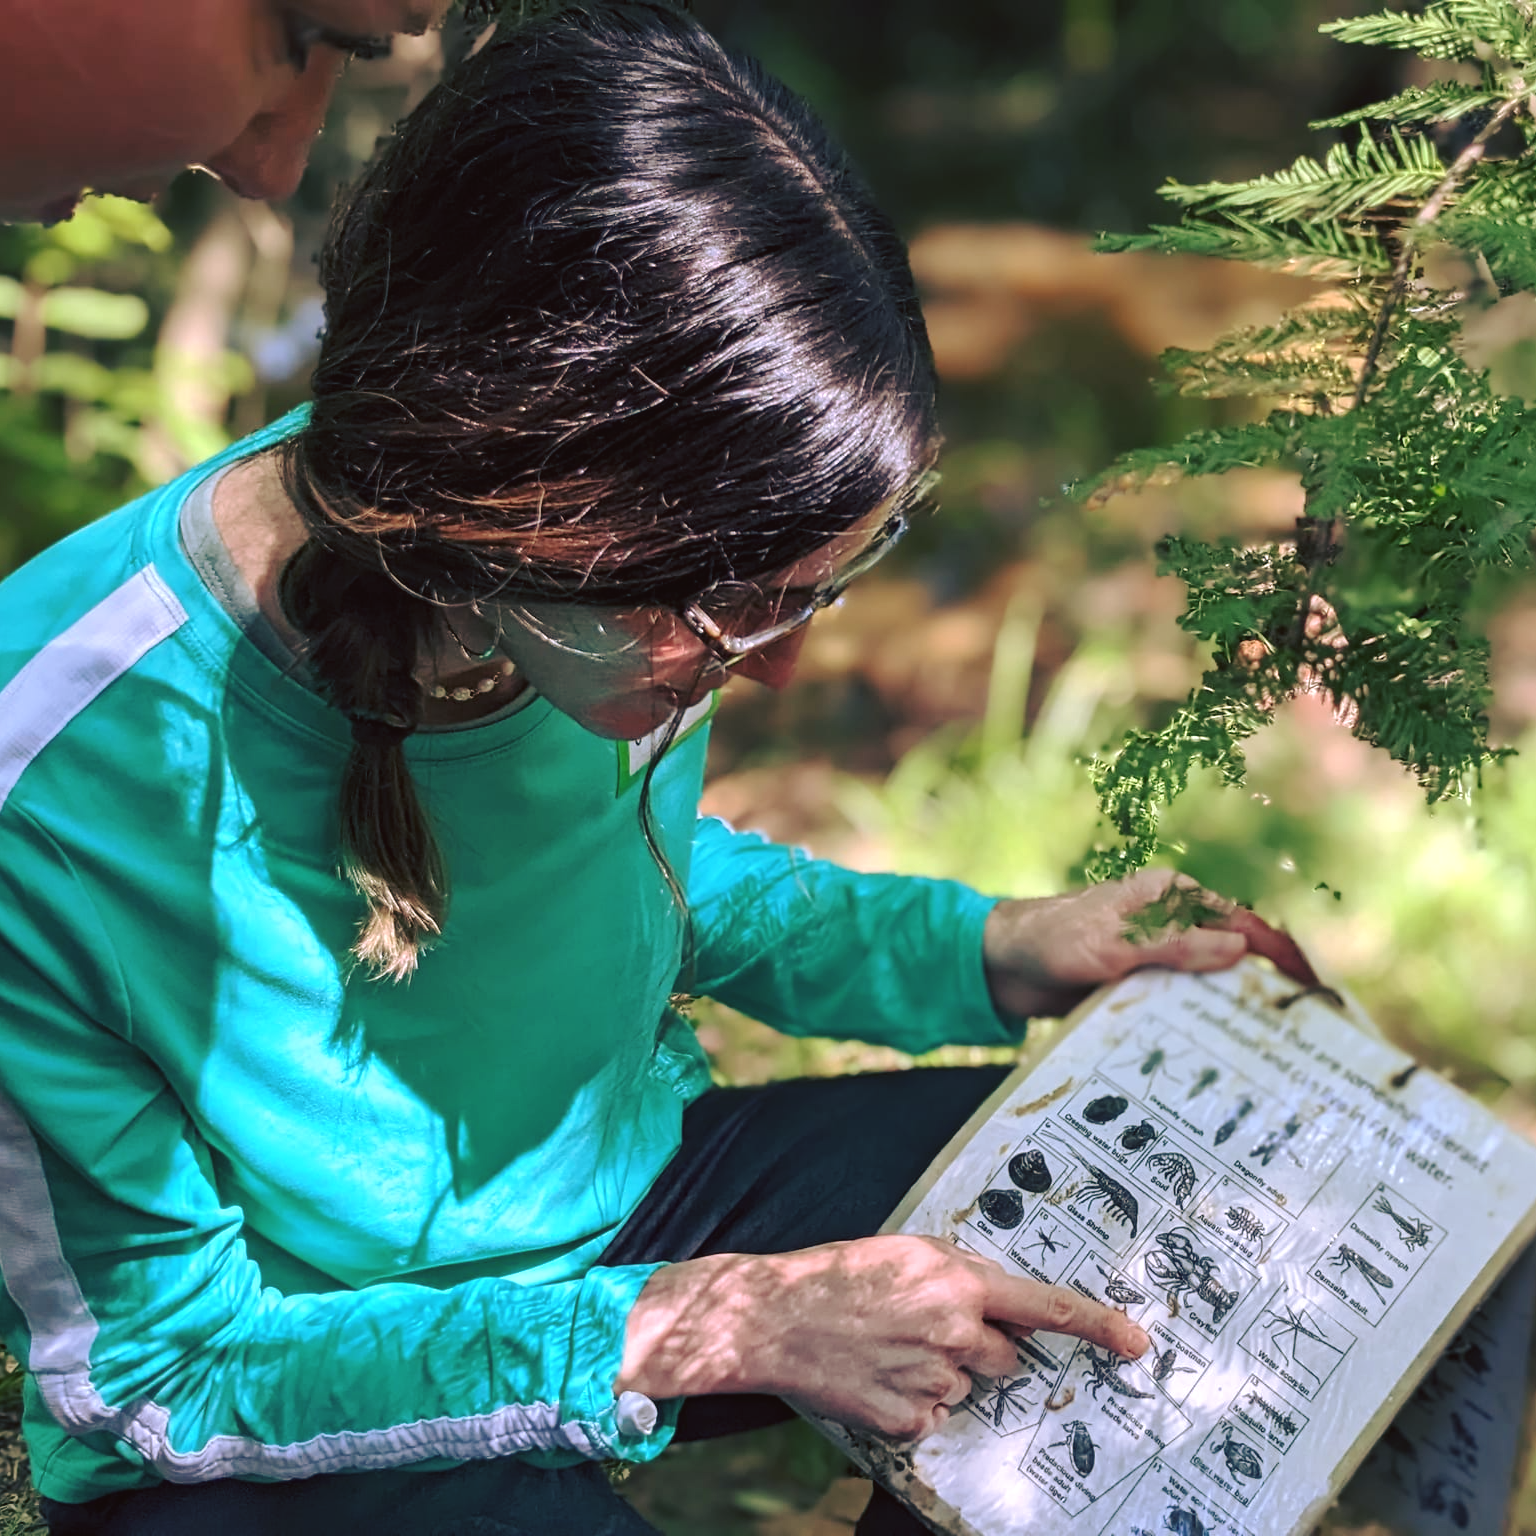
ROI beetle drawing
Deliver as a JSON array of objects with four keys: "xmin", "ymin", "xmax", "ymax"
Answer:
[
  {"xmin": 1118, "ymin": 1118, "xmax": 1160, "ymax": 1152},
  {"xmin": 1145, "ymin": 1230, "xmax": 1238, "ymax": 1322},
  {"xmin": 1210, "ymin": 1427, "xmax": 1264, "ymax": 1485},
  {"xmin": 1164, "ymin": 1509, "xmax": 1208, "ymax": 1536},
  {"xmin": 1145, "ymin": 1151, "xmax": 1197, "ymax": 1210},
  {"xmin": 1330, "ymin": 1243, "xmax": 1395, "ymax": 1305},
  {"xmin": 1066, "ymin": 1165, "xmax": 1141, "ymax": 1236},
  {"xmin": 1049, "ymin": 1419, "xmax": 1096, "ymax": 1478},
  {"xmin": 1372, "ymin": 1191, "xmax": 1432, "ymax": 1251},
  {"xmin": 1084, "ymin": 1093, "xmax": 1129, "ymax": 1125}
]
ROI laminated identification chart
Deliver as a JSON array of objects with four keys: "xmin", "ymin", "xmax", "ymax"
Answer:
[{"xmin": 816, "ymin": 959, "xmax": 1536, "ymax": 1536}]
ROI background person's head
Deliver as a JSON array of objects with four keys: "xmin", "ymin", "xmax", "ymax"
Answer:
[
  {"xmin": 276, "ymin": 0, "xmax": 940, "ymax": 977},
  {"xmin": 0, "ymin": 0, "xmax": 453, "ymax": 224}
]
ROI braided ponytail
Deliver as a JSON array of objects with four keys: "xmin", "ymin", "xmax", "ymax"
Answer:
[{"xmin": 279, "ymin": 540, "xmax": 446, "ymax": 981}]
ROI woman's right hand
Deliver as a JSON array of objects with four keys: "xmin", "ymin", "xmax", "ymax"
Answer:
[{"xmin": 616, "ymin": 1234, "xmax": 1148, "ymax": 1441}]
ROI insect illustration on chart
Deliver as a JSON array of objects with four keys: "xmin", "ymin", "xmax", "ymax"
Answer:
[
  {"xmin": 1213, "ymin": 1097, "xmax": 1255, "ymax": 1146},
  {"xmin": 1079, "ymin": 1344, "xmax": 1154, "ymax": 1402},
  {"xmin": 1186, "ymin": 1066, "xmax": 1220, "ymax": 1101},
  {"xmin": 1163, "ymin": 1508, "xmax": 1207, "ymax": 1536},
  {"xmin": 976, "ymin": 1187, "xmax": 1025, "ymax": 1230},
  {"xmin": 1151, "ymin": 1346, "xmax": 1196, "ymax": 1387},
  {"xmin": 1209, "ymin": 1427, "xmax": 1264, "ymax": 1485},
  {"xmin": 1084, "ymin": 1092, "xmax": 1130, "ymax": 1125},
  {"xmin": 1008, "ymin": 1147, "xmax": 1053, "ymax": 1193},
  {"xmin": 1329, "ymin": 1244, "xmax": 1395, "ymax": 1305},
  {"xmin": 1065, "ymin": 1165, "xmax": 1141, "ymax": 1237},
  {"xmin": 1145, "ymin": 1230, "xmax": 1239, "ymax": 1323},
  {"xmin": 1243, "ymin": 1390, "xmax": 1299, "ymax": 1439},
  {"xmin": 1094, "ymin": 1263, "xmax": 1148, "ymax": 1306},
  {"xmin": 1106, "ymin": 1042, "xmax": 1186, "ymax": 1094},
  {"xmin": 1258, "ymin": 1299, "xmax": 1347, "ymax": 1390},
  {"xmin": 1145, "ymin": 1150, "xmax": 1197, "ymax": 1210},
  {"xmin": 1048, "ymin": 1418, "xmax": 1097, "ymax": 1479},
  {"xmin": 1224, "ymin": 1206, "xmax": 1267, "ymax": 1244},
  {"xmin": 1372, "ymin": 1191, "xmax": 1432, "ymax": 1251},
  {"xmin": 967, "ymin": 1371, "xmax": 1038, "ymax": 1430},
  {"xmin": 1249, "ymin": 1110, "xmax": 1305, "ymax": 1168},
  {"xmin": 1018, "ymin": 1222, "xmax": 1066, "ymax": 1265},
  {"xmin": 1118, "ymin": 1118, "xmax": 1160, "ymax": 1152}
]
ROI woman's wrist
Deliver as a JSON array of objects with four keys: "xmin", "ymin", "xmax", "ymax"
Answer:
[{"xmin": 616, "ymin": 1251, "xmax": 785, "ymax": 1401}]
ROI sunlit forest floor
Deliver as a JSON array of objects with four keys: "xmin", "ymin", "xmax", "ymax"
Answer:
[{"xmin": 7, "ymin": 225, "xmax": 1536, "ymax": 1534}]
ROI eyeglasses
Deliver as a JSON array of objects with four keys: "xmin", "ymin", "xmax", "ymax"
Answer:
[{"xmin": 676, "ymin": 509, "xmax": 909, "ymax": 668}]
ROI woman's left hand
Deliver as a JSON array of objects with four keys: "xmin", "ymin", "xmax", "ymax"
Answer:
[{"xmin": 982, "ymin": 867, "xmax": 1256, "ymax": 1021}]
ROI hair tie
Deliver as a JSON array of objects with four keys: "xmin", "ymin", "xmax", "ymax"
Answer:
[{"xmin": 348, "ymin": 715, "xmax": 415, "ymax": 750}]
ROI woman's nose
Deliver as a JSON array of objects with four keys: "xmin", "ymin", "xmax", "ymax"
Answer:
[
  {"xmin": 205, "ymin": 53, "xmax": 346, "ymax": 202},
  {"xmin": 732, "ymin": 627, "xmax": 811, "ymax": 691}
]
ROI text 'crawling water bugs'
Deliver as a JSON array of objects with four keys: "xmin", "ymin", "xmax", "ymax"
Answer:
[{"xmin": 1050, "ymin": 1419, "xmax": 1097, "ymax": 1478}]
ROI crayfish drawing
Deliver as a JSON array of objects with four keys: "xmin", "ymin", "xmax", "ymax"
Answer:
[
  {"xmin": 1372, "ymin": 1191, "xmax": 1432, "ymax": 1251},
  {"xmin": 1145, "ymin": 1230, "xmax": 1238, "ymax": 1323}
]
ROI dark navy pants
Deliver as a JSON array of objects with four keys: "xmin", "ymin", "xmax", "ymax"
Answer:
[{"xmin": 40, "ymin": 1066, "xmax": 1008, "ymax": 1536}]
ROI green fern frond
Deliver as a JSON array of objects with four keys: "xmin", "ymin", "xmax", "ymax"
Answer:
[
  {"xmin": 1161, "ymin": 130, "xmax": 1445, "ymax": 224},
  {"xmin": 1311, "ymin": 82, "xmax": 1508, "ymax": 130},
  {"xmin": 1074, "ymin": 420, "xmax": 1297, "ymax": 507},
  {"xmin": 1439, "ymin": 210, "xmax": 1536, "ymax": 287},
  {"xmin": 1095, "ymin": 215, "xmax": 1393, "ymax": 278},
  {"xmin": 1321, "ymin": 3, "xmax": 1536, "ymax": 65}
]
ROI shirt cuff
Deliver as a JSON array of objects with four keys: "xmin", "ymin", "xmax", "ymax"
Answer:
[{"xmin": 560, "ymin": 1262, "xmax": 681, "ymax": 1463}]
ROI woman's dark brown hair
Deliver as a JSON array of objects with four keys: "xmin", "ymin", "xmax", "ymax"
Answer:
[{"xmin": 279, "ymin": 0, "xmax": 940, "ymax": 978}]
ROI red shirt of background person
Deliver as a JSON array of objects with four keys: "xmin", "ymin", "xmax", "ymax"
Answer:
[{"xmin": 0, "ymin": 0, "xmax": 454, "ymax": 224}]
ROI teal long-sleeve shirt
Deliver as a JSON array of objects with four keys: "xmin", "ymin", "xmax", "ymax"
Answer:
[{"xmin": 0, "ymin": 418, "xmax": 1011, "ymax": 1504}]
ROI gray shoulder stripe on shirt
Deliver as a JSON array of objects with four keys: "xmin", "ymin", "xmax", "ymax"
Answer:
[{"xmin": 0, "ymin": 566, "xmax": 187, "ymax": 814}]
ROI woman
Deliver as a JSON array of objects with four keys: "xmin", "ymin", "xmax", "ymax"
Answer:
[
  {"xmin": 0, "ymin": 6, "xmax": 1255, "ymax": 1532},
  {"xmin": 0, "ymin": 0, "xmax": 453, "ymax": 224}
]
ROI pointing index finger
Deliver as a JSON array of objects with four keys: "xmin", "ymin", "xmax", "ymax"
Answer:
[{"xmin": 980, "ymin": 1269, "xmax": 1150, "ymax": 1360}]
